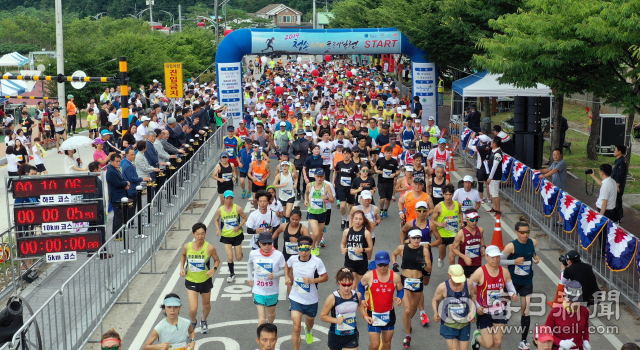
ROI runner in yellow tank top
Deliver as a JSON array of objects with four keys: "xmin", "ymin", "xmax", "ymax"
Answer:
[
  {"xmin": 431, "ymin": 184, "xmax": 461, "ymax": 268},
  {"xmin": 180, "ymin": 223, "xmax": 221, "ymax": 334},
  {"xmin": 213, "ymin": 191, "xmax": 248, "ymax": 283}
]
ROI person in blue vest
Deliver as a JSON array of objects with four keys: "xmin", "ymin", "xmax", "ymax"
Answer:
[{"xmin": 500, "ymin": 221, "xmax": 539, "ymax": 350}]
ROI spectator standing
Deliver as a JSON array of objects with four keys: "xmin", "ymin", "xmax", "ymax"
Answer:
[
  {"xmin": 413, "ymin": 96, "xmax": 423, "ymax": 121},
  {"xmin": 590, "ymin": 164, "xmax": 616, "ymax": 220},
  {"xmin": 465, "ymin": 104, "xmax": 481, "ymax": 133},
  {"xmin": 485, "ymin": 137, "xmax": 503, "ymax": 215},
  {"xmin": 537, "ymin": 149, "xmax": 567, "ymax": 190},
  {"xmin": 106, "ymin": 153, "xmax": 130, "ymax": 239},
  {"xmin": 611, "ymin": 145, "xmax": 628, "ymax": 223},
  {"xmin": 66, "ymin": 94, "xmax": 77, "ymax": 135},
  {"xmin": 87, "ymin": 108, "xmax": 99, "ymax": 139},
  {"xmin": 559, "ymin": 250, "xmax": 600, "ymax": 306},
  {"xmin": 32, "ymin": 137, "xmax": 47, "ymax": 175}
]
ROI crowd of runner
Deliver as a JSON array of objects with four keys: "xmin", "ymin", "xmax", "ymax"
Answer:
[{"xmin": 141, "ymin": 56, "xmax": 593, "ymax": 350}]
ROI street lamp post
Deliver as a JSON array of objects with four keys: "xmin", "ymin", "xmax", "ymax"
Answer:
[{"xmin": 160, "ymin": 10, "xmax": 175, "ymax": 27}]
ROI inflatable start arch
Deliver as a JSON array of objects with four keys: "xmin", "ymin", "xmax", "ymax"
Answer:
[{"xmin": 215, "ymin": 28, "xmax": 437, "ymax": 125}]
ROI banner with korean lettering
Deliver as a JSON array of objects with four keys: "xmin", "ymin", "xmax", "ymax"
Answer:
[
  {"xmin": 164, "ymin": 62, "xmax": 184, "ymax": 98},
  {"xmin": 413, "ymin": 62, "xmax": 437, "ymax": 123},
  {"xmin": 251, "ymin": 30, "xmax": 403, "ymax": 55},
  {"xmin": 217, "ymin": 62, "xmax": 243, "ymax": 126}
]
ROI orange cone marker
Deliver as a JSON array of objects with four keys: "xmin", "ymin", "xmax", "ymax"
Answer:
[{"xmin": 490, "ymin": 214, "xmax": 505, "ymax": 250}]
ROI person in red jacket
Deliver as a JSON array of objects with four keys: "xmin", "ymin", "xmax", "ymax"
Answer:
[{"xmin": 544, "ymin": 280, "xmax": 591, "ymax": 350}]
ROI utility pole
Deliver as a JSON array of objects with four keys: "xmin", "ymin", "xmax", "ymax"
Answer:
[
  {"xmin": 54, "ymin": 0, "xmax": 65, "ymax": 116},
  {"xmin": 149, "ymin": 0, "xmax": 153, "ymax": 23},
  {"xmin": 312, "ymin": 0, "xmax": 316, "ymax": 29},
  {"xmin": 178, "ymin": 5, "xmax": 182, "ymax": 32},
  {"xmin": 214, "ymin": 0, "xmax": 219, "ymax": 46}
]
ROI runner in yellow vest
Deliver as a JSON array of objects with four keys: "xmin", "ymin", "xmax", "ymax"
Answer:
[
  {"xmin": 214, "ymin": 190, "xmax": 248, "ymax": 283},
  {"xmin": 431, "ymin": 184, "xmax": 461, "ymax": 269},
  {"xmin": 180, "ymin": 222, "xmax": 221, "ymax": 334}
]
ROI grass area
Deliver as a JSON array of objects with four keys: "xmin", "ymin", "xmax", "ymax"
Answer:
[{"xmin": 488, "ymin": 101, "xmax": 640, "ymax": 194}]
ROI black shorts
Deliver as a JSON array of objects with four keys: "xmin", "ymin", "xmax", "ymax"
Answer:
[
  {"xmin": 325, "ymin": 209, "xmax": 332, "ymax": 225},
  {"xmin": 35, "ymin": 164, "xmax": 46, "ymax": 172},
  {"xmin": 378, "ymin": 182, "xmax": 394, "ymax": 200},
  {"xmin": 280, "ymin": 197, "xmax": 295, "ymax": 206},
  {"xmin": 217, "ymin": 182, "xmax": 234, "ymax": 194},
  {"xmin": 462, "ymin": 265, "xmax": 480, "ymax": 278},
  {"xmin": 401, "ymin": 275, "xmax": 425, "ymax": 292},
  {"xmin": 344, "ymin": 259, "xmax": 369, "ymax": 276},
  {"xmin": 514, "ymin": 283, "xmax": 533, "ymax": 296},
  {"xmin": 441, "ymin": 237, "xmax": 455, "ymax": 246},
  {"xmin": 185, "ymin": 278, "xmax": 213, "ymax": 294},
  {"xmin": 432, "ymin": 197, "xmax": 444, "ymax": 207},
  {"xmin": 252, "ymin": 183, "xmax": 266, "ymax": 192},
  {"xmin": 240, "ymin": 171, "xmax": 248, "ymax": 178},
  {"xmin": 55, "ymin": 130, "xmax": 65, "ymax": 135},
  {"xmin": 336, "ymin": 187, "xmax": 355, "ymax": 204},
  {"xmin": 476, "ymin": 168, "xmax": 488, "ymax": 182},
  {"xmin": 476, "ymin": 309, "xmax": 508, "ymax": 330},
  {"xmin": 42, "ymin": 131, "xmax": 51, "ymax": 139},
  {"xmin": 220, "ymin": 233, "xmax": 244, "ymax": 246},
  {"xmin": 328, "ymin": 332, "xmax": 359, "ymax": 350}
]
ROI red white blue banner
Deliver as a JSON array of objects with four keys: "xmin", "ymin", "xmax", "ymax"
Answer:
[
  {"xmin": 558, "ymin": 191, "xmax": 582, "ymax": 233},
  {"xmin": 511, "ymin": 160, "xmax": 529, "ymax": 192},
  {"xmin": 540, "ymin": 179, "xmax": 561, "ymax": 216},
  {"xmin": 531, "ymin": 169, "xmax": 542, "ymax": 193},
  {"xmin": 502, "ymin": 154, "xmax": 513, "ymax": 183},
  {"xmin": 605, "ymin": 221, "xmax": 638, "ymax": 272},
  {"xmin": 578, "ymin": 205, "xmax": 610, "ymax": 250},
  {"xmin": 461, "ymin": 128, "xmax": 472, "ymax": 151},
  {"xmin": 468, "ymin": 136, "xmax": 478, "ymax": 157}
]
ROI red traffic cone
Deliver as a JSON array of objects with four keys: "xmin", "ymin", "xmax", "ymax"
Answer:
[
  {"xmin": 490, "ymin": 214, "xmax": 505, "ymax": 250},
  {"xmin": 447, "ymin": 144, "xmax": 458, "ymax": 171}
]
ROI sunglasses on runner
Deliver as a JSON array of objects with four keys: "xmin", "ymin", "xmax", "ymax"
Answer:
[
  {"xmin": 416, "ymin": 209, "xmax": 428, "ymax": 213},
  {"xmin": 410, "ymin": 237, "xmax": 422, "ymax": 240},
  {"xmin": 518, "ymin": 230, "xmax": 531, "ymax": 235},
  {"xmin": 298, "ymin": 244, "xmax": 312, "ymax": 251},
  {"xmin": 102, "ymin": 347, "xmax": 119, "ymax": 350},
  {"xmin": 361, "ymin": 170, "xmax": 368, "ymax": 172},
  {"xmin": 376, "ymin": 263, "xmax": 388, "ymax": 267},
  {"xmin": 467, "ymin": 218, "xmax": 479, "ymax": 222},
  {"xmin": 340, "ymin": 282, "xmax": 354, "ymax": 287}
]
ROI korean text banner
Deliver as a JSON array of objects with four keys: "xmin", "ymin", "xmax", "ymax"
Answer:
[
  {"xmin": 251, "ymin": 31, "xmax": 403, "ymax": 55},
  {"xmin": 164, "ymin": 62, "xmax": 184, "ymax": 98},
  {"xmin": 217, "ymin": 62, "xmax": 243, "ymax": 122}
]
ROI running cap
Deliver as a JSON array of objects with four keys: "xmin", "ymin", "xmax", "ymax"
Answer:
[
  {"xmin": 297, "ymin": 128, "xmax": 305, "ymax": 134},
  {"xmin": 415, "ymin": 201, "xmax": 428, "ymax": 209},
  {"xmin": 428, "ymin": 116, "xmax": 435, "ymax": 121},
  {"xmin": 564, "ymin": 280, "xmax": 583, "ymax": 302},
  {"xmin": 220, "ymin": 152, "xmax": 229, "ymax": 158},
  {"xmin": 465, "ymin": 210, "xmax": 480, "ymax": 219},
  {"xmin": 258, "ymin": 232, "xmax": 273, "ymax": 244},
  {"xmin": 360, "ymin": 190, "xmax": 372, "ymax": 200},
  {"xmin": 485, "ymin": 245, "xmax": 501, "ymax": 257},
  {"xmin": 304, "ymin": 120, "xmax": 312, "ymax": 126},
  {"xmin": 163, "ymin": 296, "xmax": 181, "ymax": 307},
  {"xmin": 408, "ymin": 228, "xmax": 422, "ymax": 238},
  {"xmin": 438, "ymin": 138, "xmax": 447, "ymax": 144},
  {"xmin": 422, "ymin": 131, "xmax": 430, "ymax": 137},
  {"xmin": 314, "ymin": 169, "xmax": 325, "ymax": 177},
  {"xmin": 535, "ymin": 325, "xmax": 554, "ymax": 343},
  {"xmin": 280, "ymin": 161, "xmax": 290, "ymax": 167},
  {"xmin": 374, "ymin": 251, "xmax": 390, "ymax": 265},
  {"xmin": 448, "ymin": 264, "xmax": 466, "ymax": 283},
  {"xmin": 404, "ymin": 165, "xmax": 414, "ymax": 172},
  {"xmin": 223, "ymin": 190, "xmax": 234, "ymax": 198},
  {"xmin": 280, "ymin": 122, "xmax": 287, "ymax": 127},
  {"xmin": 227, "ymin": 125, "xmax": 235, "ymax": 131},
  {"xmin": 463, "ymin": 175, "xmax": 474, "ymax": 182}
]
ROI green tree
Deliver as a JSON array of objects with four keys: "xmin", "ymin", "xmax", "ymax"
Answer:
[{"xmin": 474, "ymin": 0, "xmax": 640, "ymax": 160}]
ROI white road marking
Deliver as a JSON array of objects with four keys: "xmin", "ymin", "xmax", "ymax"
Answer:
[{"xmin": 194, "ymin": 336, "xmax": 240, "ymax": 350}]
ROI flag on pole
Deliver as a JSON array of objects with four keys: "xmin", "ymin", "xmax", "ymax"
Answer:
[{"xmin": 461, "ymin": 128, "xmax": 472, "ymax": 151}]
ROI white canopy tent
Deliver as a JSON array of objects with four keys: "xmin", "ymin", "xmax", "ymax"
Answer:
[{"xmin": 0, "ymin": 52, "xmax": 29, "ymax": 67}]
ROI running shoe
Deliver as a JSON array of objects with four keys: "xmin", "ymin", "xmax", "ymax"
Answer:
[
  {"xmin": 304, "ymin": 326, "xmax": 313, "ymax": 344},
  {"xmin": 247, "ymin": 192, "xmax": 252, "ymax": 199},
  {"xmin": 320, "ymin": 238, "xmax": 325, "ymax": 247},
  {"xmin": 311, "ymin": 247, "xmax": 320, "ymax": 256},
  {"xmin": 242, "ymin": 191, "xmax": 246, "ymax": 199},
  {"xmin": 518, "ymin": 340, "xmax": 530, "ymax": 350},
  {"xmin": 420, "ymin": 313, "xmax": 429, "ymax": 326},
  {"xmin": 403, "ymin": 335, "xmax": 411, "ymax": 348},
  {"xmin": 392, "ymin": 197, "xmax": 396, "ymax": 202},
  {"xmin": 200, "ymin": 320, "xmax": 209, "ymax": 334},
  {"xmin": 488, "ymin": 208, "xmax": 497, "ymax": 214},
  {"xmin": 437, "ymin": 258, "xmax": 443, "ymax": 268},
  {"xmin": 227, "ymin": 274, "xmax": 236, "ymax": 283},
  {"xmin": 336, "ymin": 200, "xmax": 340, "ymax": 205},
  {"xmin": 341, "ymin": 220, "xmax": 345, "ymax": 230},
  {"xmin": 471, "ymin": 330, "xmax": 481, "ymax": 350}
]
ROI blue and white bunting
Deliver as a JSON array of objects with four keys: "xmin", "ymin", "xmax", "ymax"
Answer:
[
  {"xmin": 461, "ymin": 128, "xmax": 472, "ymax": 151},
  {"xmin": 511, "ymin": 160, "xmax": 529, "ymax": 192},
  {"xmin": 605, "ymin": 221, "xmax": 638, "ymax": 272},
  {"xmin": 558, "ymin": 191, "xmax": 582, "ymax": 233},
  {"xmin": 578, "ymin": 205, "xmax": 609, "ymax": 250},
  {"xmin": 531, "ymin": 169, "xmax": 543, "ymax": 193},
  {"xmin": 540, "ymin": 179, "xmax": 560, "ymax": 216},
  {"xmin": 502, "ymin": 154, "xmax": 513, "ymax": 183}
]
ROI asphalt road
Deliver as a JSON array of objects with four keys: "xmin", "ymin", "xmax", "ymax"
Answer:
[{"xmin": 121, "ymin": 159, "xmax": 626, "ymax": 350}]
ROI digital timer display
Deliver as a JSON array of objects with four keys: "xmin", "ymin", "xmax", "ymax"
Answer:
[
  {"xmin": 11, "ymin": 176, "xmax": 98, "ymax": 198},
  {"xmin": 16, "ymin": 232, "xmax": 102, "ymax": 257},
  {"xmin": 14, "ymin": 203, "xmax": 99, "ymax": 225}
]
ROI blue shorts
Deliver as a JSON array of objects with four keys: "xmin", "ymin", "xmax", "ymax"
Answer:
[
  {"xmin": 290, "ymin": 299, "xmax": 318, "ymax": 317},
  {"xmin": 253, "ymin": 294, "xmax": 279, "ymax": 307},
  {"xmin": 440, "ymin": 323, "xmax": 471, "ymax": 341},
  {"xmin": 307, "ymin": 212, "xmax": 327, "ymax": 223}
]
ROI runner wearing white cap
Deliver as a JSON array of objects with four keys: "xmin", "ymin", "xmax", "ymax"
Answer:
[
  {"xmin": 450, "ymin": 209, "xmax": 485, "ymax": 278},
  {"xmin": 349, "ymin": 190, "xmax": 382, "ymax": 246}
]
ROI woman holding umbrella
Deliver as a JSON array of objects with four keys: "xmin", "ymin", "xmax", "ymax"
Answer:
[{"xmin": 64, "ymin": 149, "xmax": 88, "ymax": 173}]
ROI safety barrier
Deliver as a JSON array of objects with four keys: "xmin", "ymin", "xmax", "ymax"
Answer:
[
  {"xmin": 450, "ymin": 124, "xmax": 640, "ymax": 316},
  {"xmin": 7, "ymin": 122, "xmax": 228, "ymax": 350}
]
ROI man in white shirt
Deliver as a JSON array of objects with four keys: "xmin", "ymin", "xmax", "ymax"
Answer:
[
  {"xmin": 135, "ymin": 116, "xmax": 150, "ymax": 141},
  {"xmin": 452, "ymin": 175, "xmax": 482, "ymax": 213},
  {"xmin": 590, "ymin": 164, "xmax": 617, "ymax": 220}
]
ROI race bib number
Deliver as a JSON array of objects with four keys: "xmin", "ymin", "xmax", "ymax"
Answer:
[
  {"xmin": 445, "ymin": 218, "xmax": 459, "ymax": 233},
  {"xmin": 226, "ymin": 147, "xmax": 235, "ymax": 155},
  {"xmin": 310, "ymin": 198, "xmax": 324, "ymax": 210},
  {"xmin": 188, "ymin": 258, "xmax": 205, "ymax": 273},
  {"xmin": 340, "ymin": 176, "xmax": 352, "ymax": 187},
  {"xmin": 448, "ymin": 303, "xmax": 468, "ymax": 323},
  {"xmin": 16, "ymin": 155, "xmax": 23, "ymax": 161},
  {"xmin": 255, "ymin": 259, "xmax": 274, "ymax": 285},
  {"xmin": 254, "ymin": 173, "xmax": 263, "ymax": 181},
  {"xmin": 515, "ymin": 261, "xmax": 532, "ymax": 276},
  {"xmin": 170, "ymin": 342, "xmax": 187, "ymax": 350},
  {"xmin": 285, "ymin": 242, "xmax": 298, "ymax": 255},
  {"xmin": 465, "ymin": 244, "xmax": 480, "ymax": 258},
  {"xmin": 372, "ymin": 311, "xmax": 390, "ymax": 326},
  {"xmin": 240, "ymin": 135, "xmax": 247, "ymax": 142},
  {"xmin": 403, "ymin": 278, "xmax": 421, "ymax": 291},
  {"xmin": 336, "ymin": 312, "xmax": 357, "ymax": 332},
  {"xmin": 282, "ymin": 189, "xmax": 293, "ymax": 196},
  {"xmin": 222, "ymin": 173, "xmax": 233, "ymax": 182},
  {"xmin": 22, "ymin": 127, "xmax": 27, "ymax": 132},
  {"xmin": 294, "ymin": 277, "xmax": 311, "ymax": 294},
  {"xmin": 310, "ymin": 168, "xmax": 319, "ymax": 177},
  {"xmin": 348, "ymin": 247, "xmax": 363, "ymax": 261},
  {"xmin": 382, "ymin": 169, "xmax": 393, "ymax": 178},
  {"xmin": 487, "ymin": 289, "xmax": 503, "ymax": 306},
  {"xmin": 44, "ymin": 125, "xmax": 50, "ymax": 130},
  {"xmin": 223, "ymin": 217, "xmax": 238, "ymax": 230},
  {"xmin": 433, "ymin": 187, "xmax": 443, "ymax": 198}
]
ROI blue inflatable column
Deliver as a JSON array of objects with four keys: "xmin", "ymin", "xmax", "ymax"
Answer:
[
  {"xmin": 215, "ymin": 29, "xmax": 253, "ymax": 127},
  {"xmin": 400, "ymin": 33, "xmax": 438, "ymax": 125}
]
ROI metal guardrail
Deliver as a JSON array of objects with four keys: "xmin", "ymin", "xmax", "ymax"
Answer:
[
  {"xmin": 450, "ymin": 122, "xmax": 640, "ymax": 316},
  {"xmin": 7, "ymin": 122, "xmax": 228, "ymax": 350}
]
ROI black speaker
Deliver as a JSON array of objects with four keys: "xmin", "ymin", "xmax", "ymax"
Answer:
[
  {"xmin": 527, "ymin": 105, "xmax": 540, "ymax": 115},
  {"xmin": 513, "ymin": 132, "xmax": 544, "ymax": 169},
  {"xmin": 540, "ymin": 97, "xmax": 551, "ymax": 119},
  {"xmin": 514, "ymin": 113, "xmax": 526, "ymax": 133},
  {"xmin": 528, "ymin": 97, "xmax": 540, "ymax": 106},
  {"xmin": 515, "ymin": 96, "xmax": 527, "ymax": 106}
]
